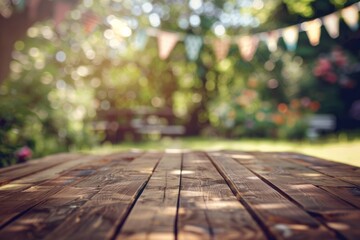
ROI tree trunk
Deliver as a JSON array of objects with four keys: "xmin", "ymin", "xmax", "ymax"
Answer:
[{"xmin": 0, "ymin": 1, "xmax": 79, "ymax": 85}]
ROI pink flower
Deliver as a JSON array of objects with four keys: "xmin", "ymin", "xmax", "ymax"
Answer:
[
  {"xmin": 16, "ymin": 146, "xmax": 32, "ymax": 161},
  {"xmin": 324, "ymin": 72, "xmax": 337, "ymax": 84}
]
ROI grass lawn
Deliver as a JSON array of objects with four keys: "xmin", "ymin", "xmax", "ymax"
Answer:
[{"xmin": 84, "ymin": 137, "xmax": 360, "ymax": 167}]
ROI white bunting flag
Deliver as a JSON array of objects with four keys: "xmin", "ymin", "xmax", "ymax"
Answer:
[
  {"xmin": 212, "ymin": 38, "xmax": 231, "ymax": 61},
  {"xmin": 265, "ymin": 31, "xmax": 280, "ymax": 52},
  {"xmin": 341, "ymin": 5, "xmax": 359, "ymax": 31},
  {"xmin": 157, "ymin": 31, "xmax": 179, "ymax": 60},
  {"xmin": 185, "ymin": 35, "xmax": 203, "ymax": 61},
  {"xmin": 323, "ymin": 13, "xmax": 339, "ymax": 38},
  {"xmin": 237, "ymin": 35, "xmax": 259, "ymax": 61},
  {"xmin": 282, "ymin": 26, "xmax": 299, "ymax": 51},
  {"xmin": 302, "ymin": 19, "xmax": 322, "ymax": 46},
  {"xmin": 0, "ymin": 0, "xmax": 12, "ymax": 18}
]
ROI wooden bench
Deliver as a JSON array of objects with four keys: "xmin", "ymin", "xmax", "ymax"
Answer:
[
  {"xmin": 94, "ymin": 108, "xmax": 185, "ymax": 142},
  {"xmin": 307, "ymin": 114, "xmax": 336, "ymax": 139},
  {"xmin": 0, "ymin": 151, "xmax": 359, "ymax": 239}
]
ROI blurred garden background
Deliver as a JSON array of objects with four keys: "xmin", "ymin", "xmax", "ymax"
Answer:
[{"xmin": 1, "ymin": 0, "xmax": 360, "ymax": 167}]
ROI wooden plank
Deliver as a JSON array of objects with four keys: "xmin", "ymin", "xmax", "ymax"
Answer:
[
  {"xmin": 279, "ymin": 152, "xmax": 360, "ymax": 187},
  {"xmin": 0, "ymin": 152, "xmax": 139, "ymax": 240},
  {"xmin": 0, "ymin": 155, "xmax": 105, "ymax": 228},
  {"xmin": 0, "ymin": 153, "xmax": 84, "ymax": 187},
  {"xmin": 320, "ymin": 186, "xmax": 360, "ymax": 209},
  {"xmin": 231, "ymin": 152, "xmax": 354, "ymax": 213},
  {"xmin": 262, "ymin": 153, "xmax": 360, "ymax": 210},
  {"xmin": 0, "ymin": 154, "xmax": 101, "ymax": 198},
  {"xmin": 43, "ymin": 152, "xmax": 162, "ymax": 240},
  {"xmin": 226, "ymin": 151, "xmax": 353, "ymax": 187},
  {"xmin": 208, "ymin": 152, "xmax": 336, "ymax": 240},
  {"xmin": 0, "ymin": 187, "xmax": 98, "ymax": 240},
  {"xmin": 0, "ymin": 153, "xmax": 82, "ymax": 175},
  {"xmin": 178, "ymin": 152, "xmax": 266, "ymax": 240},
  {"xmin": 232, "ymin": 151, "xmax": 360, "ymax": 239},
  {"xmin": 116, "ymin": 153, "xmax": 181, "ymax": 240},
  {"xmin": 278, "ymin": 152, "xmax": 346, "ymax": 168}
]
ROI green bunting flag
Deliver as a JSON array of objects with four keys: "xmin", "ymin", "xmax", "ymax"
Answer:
[
  {"xmin": 134, "ymin": 29, "xmax": 148, "ymax": 50},
  {"xmin": 184, "ymin": 35, "xmax": 202, "ymax": 61},
  {"xmin": 14, "ymin": 0, "xmax": 26, "ymax": 11}
]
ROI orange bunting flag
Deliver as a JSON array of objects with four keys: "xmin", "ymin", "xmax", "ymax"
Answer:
[
  {"xmin": 323, "ymin": 13, "xmax": 339, "ymax": 38},
  {"xmin": 237, "ymin": 35, "xmax": 259, "ymax": 61},
  {"xmin": 341, "ymin": 5, "xmax": 359, "ymax": 31},
  {"xmin": 265, "ymin": 31, "xmax": 280, "ymax": 52},
  {"xmin": 27, "ymin": 0, "xmax": 41, "ymax": 20},
  {"xmin": 157, "ymin": 31, "xmax": 179, "ymax": 60},
  {"xmin": 302, "ymin": 19, "xmax": 322, "ymax": 46},
  {"xmin": 212, "ymin": 38, "xmax": 231, "ymax": 61},
  {"xmin": 54, "ymin": 1, "xmax": 71, "ymax": 30},
  {"xmin": 82, "ymin": 11, "xmax": 100, "ymax": 33},
  {"xmin": 282, "ymin": 26, "xmax": 299, "ymax": 51}
]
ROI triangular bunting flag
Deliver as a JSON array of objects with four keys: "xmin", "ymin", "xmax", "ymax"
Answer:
[
  {"xmin": 134, "ymin": 30, "xmax": 149, "ymax": 50},
  {"xmin": 15, "ymin": 0, "xmax": 26, "ymax": 12},
  {"xmin": 341, "ymin": 5, "xmax": 359, "ymax": 31},
  {"xmin": 27, "ymin": 0, "xmax": 41, "ymax": 20},
  {"xmin": 54, "ymin": 1, "xmax": 71, "ymax": 29},
  {"xmin": 0, "ymin": 0, "xmax": 12, "ymax": 18},
  {"xmin": 237, "ymin": 35, "xmax": 259, "ymax": 61},
  {"xmin": 82, "ymin": 11, "xmax": 100, "ymax": 33},
  {"xmin": 157, "ymin": 31, "xmax": 179, "ymax": 60},
  {"xmin": 302, "ymin": 19, "xmax": 322, "ymax": 46},
  {"xmin": 265, "ymin": 31, "xmax": 280, "ymax": 52},
  {"xmin": 282, "ymin": 26, "xmax": 299, "ymax": 51},
  {"xmin": 323, "ymin": 13, "xmax": 339, "ymax": 38},
  {"xmin": 184, "ymin": 35, "xmax": 202, "ymax": 61},
  {"xmin": 212, "ymin": 38, "xmax": 231, "ymax": 61}
]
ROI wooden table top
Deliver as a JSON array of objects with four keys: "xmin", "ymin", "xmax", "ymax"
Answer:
[{"xmin": 0, "ymin": 151, "xmax": 359, "ymax": 240}]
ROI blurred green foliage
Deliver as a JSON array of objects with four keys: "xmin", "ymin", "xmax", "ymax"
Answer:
[{"xmin": 1, "ymin": 0, "xmax": 360, "ymax": 166}]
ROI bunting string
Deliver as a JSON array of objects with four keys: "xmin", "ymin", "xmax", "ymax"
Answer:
[
  {"xmin": 123, "ymin": 1, "xmax": 360, "ymax": 60},
  {"xmin": 2, "ymin": 0, "xmax": 360, "ymax": 61}
]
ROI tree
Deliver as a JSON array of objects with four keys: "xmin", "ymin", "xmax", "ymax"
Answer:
[{"xmin": 0, "ymin": 0, "xmax": 79, "ymax": 84}]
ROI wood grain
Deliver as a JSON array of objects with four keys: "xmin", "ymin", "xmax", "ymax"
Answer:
[
  {"xmin": 43, "ymin": 152, "xmax": 162, "ymax": 240},
  {"xmin": 0, "ymin": 155, "xmax": 105, "ymax": 227},
  {"xmin": 209, "ymin": 152, "xmax": 336, "ymax": 240},
  {"xmin": 178, "ymin": 152, "xmax": 266, "ymax": 240},
  {"xmin": 232, "ymin": 151, "xmax": 360, "ymax": 239},
  {"xmin": 279, "ymin": 152, "xmax": 360, "ymax": 187},
  {"xmin": 1, "ymin": 150, "xmax": 359, "ymax": 240},
  {"xmin": 0, "ymin": 153, "xmax": 84, "ymax": 187},
  {"xmin": 117, "ymin": 153, "xmax": 181, "ymax": 240},
  {"xmin": 0, "ymin": 152, "xmax": 139, "ymax": 240}
]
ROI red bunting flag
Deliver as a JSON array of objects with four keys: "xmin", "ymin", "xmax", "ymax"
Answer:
[
  {"xmin": 237, "ymin": 35, "xmax": 259, "ymax": 61},
  {"xmin": 54, "ymin": 1, "xmax": 71, "ymax": 30},
  {"xmin": 265, "ymin": 31, "xmax": 280, "ymax": 52},
  {"xmin": 212, "ymin": 38, "xmax": 231, "ymax": 61},
  {"xmin": 27, "ymin": 0, "xmax": 41, "ymax": 20},
  {"xmin": 157, "ymin": 31, "xmax": 179, "ymax": 60}
]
